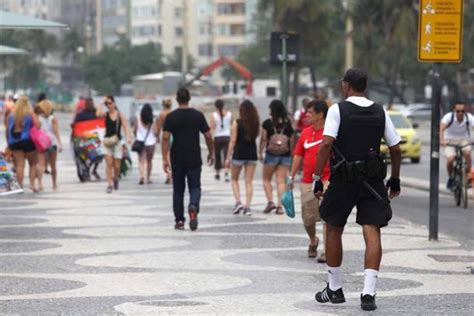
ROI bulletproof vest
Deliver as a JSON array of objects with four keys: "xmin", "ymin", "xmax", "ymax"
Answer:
[{"xmin": 333, "ymin": 101, "xmax": 385, "ymax": 162}]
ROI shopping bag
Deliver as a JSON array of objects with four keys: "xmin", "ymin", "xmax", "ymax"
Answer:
[
  {"xmin": 281, "ymin": 184, "xmax": 295, "ymax": 218},
  {"xmin": 29, "ymin": 127, "xmax": 52, "ymax": 152}
]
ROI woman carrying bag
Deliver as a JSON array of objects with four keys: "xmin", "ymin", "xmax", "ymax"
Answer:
[
  {"xmin": 35, "ymin": 100, "xmax": 62, "ymax": 191},
  {"xmin": 97, "ymin": 96, "xmax": 132, "ymax": 193},
  {"xmin": 132, "ymin": 103, "xmax": 157, "ymax": 185},
  {"xmin": 6, "ymin": 96, "xmax": 40, "ymax": 191}
]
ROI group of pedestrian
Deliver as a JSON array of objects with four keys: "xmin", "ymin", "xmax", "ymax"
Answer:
[
  {"xmin": 3, "ymin": 94, "xmax": 62, "ymax": 192},
  {"xmin": 159, "ymin": 69, "xmax": 403, "ymax": 312},
  {"xmin": 3, "ymin": 68, "xmax": 406, "ymax": 312},
  {"xmin": 72, "ymin": 96, "xmax": 175, "ymax": 193}
]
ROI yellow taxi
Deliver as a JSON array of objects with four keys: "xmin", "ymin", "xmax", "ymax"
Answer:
[{"xmin": 381, "ymin": 111, "xmax": 421, "ymax": 163}]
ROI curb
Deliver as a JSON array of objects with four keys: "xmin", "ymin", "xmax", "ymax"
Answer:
[{"xmin": 402, "ymin": 177, "xmax": 451, "ymax": 196}]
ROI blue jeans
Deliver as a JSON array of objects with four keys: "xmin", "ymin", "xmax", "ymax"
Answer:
[
  {"xmin": 264, "ymin": 153, "xmax": 291, "ymax": 166},
  {"xmin": 172, "ymin": 165, "xmax": 201, "ymax": 223}
]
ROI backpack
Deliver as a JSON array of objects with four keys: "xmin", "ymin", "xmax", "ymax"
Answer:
[
  {"xmin": 267, "ymin": 123, "xmax": 290, "ymax": 155},
  {"xmin": 446, "ymin": 112, "xmax": 470, "ymax": 137}
]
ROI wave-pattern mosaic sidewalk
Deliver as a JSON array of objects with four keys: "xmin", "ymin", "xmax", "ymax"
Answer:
[{"xmin": 0, "ymin": 160, "xmax": 472, "ymax": 315}]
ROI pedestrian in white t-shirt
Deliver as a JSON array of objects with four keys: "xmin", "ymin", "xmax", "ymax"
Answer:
[
  {"xmin": 440, "ymin": 102, "xmax": 473, "ymax": 189},
  {"xmin": 135, "ymin": 103, "xmax": 158, "ymax": 185},
  {"xmin": 209, "ymin": 99, "xmax": 232, "ymax": 181}
]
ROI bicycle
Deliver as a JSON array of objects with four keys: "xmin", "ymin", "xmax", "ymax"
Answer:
[{"xmin": 447, "ymin": 143, "xmax": 472, "ymax": 208}]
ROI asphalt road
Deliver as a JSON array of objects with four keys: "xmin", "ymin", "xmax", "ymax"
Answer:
[
  {"xmin": 401, "ymin": 143, "xmax": 448, "ymax": 184},
  {"xmin": 391, "ymin": 187, "xmax": 473, "ymax": 250}
]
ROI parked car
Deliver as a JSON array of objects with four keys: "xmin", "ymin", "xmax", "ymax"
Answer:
[
  {"xmin": 400, "ymin": 103, "xmax": 431, "ymax": 121},
  {"xmin": 381, "ymin": 111, "xmax": 421, "ymax": 163}
]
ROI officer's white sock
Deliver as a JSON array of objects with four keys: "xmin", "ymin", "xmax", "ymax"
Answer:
[
  {"xmin": 362, "ymin": 269, "xmax": 378, "ymax": 296},
  {"xmin": 327, "ymin": 265, "xmax": 342, "ymax": 291}
]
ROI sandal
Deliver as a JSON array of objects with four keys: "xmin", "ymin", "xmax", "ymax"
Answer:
[
  {"xmin": 275, "ymin": 206, "xmax": 284, "ymax": 215},
  {"xmin": 139, "ymin": 178, "xmax": 144, "ymax": 185},
  {"xmin": 263, "ymin": 202, "xmax": 276, "ymax": 214}
]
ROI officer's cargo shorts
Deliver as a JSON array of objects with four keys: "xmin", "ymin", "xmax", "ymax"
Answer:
[{"xmin": 320, "ymin": 180, "xmax": 392, "ymax": 227}]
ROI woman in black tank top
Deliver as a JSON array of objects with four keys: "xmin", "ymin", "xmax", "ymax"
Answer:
[
  {"xmin": 105, "ymin": 111, "xmax": 122, "ymax": 139},
  {"xmin": 225, "ymin": 100, "xmax": 260, "ymax": 216},
  {"xmin": 97, "ymin": 95, "xmax": 131, "ymax": 193}
]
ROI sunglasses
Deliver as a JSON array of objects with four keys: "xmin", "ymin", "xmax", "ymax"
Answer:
[{"xmin": 105, "ymin": 101, "xmax": 112, "ymax": 106}]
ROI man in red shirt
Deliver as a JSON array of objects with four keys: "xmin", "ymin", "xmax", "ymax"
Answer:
[{"xmin": 289, "ymin": 100, "xmax": 330, "ymax": 263}]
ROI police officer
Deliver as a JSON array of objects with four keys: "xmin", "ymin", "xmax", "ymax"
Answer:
[{"xmin": 312, "ymin": 68, "xmax": 402, "ymax": 311}]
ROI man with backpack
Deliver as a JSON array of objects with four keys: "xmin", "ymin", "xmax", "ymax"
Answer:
[{"xmin": 440, "ymin": 101, "xmax": 473, "ymax": 189}]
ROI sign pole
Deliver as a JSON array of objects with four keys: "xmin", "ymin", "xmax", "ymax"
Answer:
[
  {"xmin": 418, "ymin": 0, "xmax": 463, "ymax": 241},
  {"xmin": 429, "ymin": 62, "xmax": 442, "ymax": 241},
  {"xmin": 280, "ymin": 34, "xmax": 289, "ymax": 106}
]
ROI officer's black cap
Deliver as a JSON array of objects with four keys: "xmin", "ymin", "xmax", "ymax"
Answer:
[{"xmin": 342, "ymin": 68, "xmax": 368, "ymax": 92}]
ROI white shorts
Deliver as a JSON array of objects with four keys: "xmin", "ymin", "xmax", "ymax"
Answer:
[
  {"xmin": 444, "ymin": 140, "xmax": 471, "ymax": 157},
  {"xmin": 103, "ymin": 144, "xmax": 122, "ymax": 159}
]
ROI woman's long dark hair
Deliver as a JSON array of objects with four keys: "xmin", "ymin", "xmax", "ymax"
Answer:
[
  {"xmin": 140, "ymin": 103, "xmax": 154, "ymax": 125},
  {"xmin": 239, "ymin": 100, "xmax": 260, "ymax": 141},
  {"xmin": 215, "ymin": 99, "xmax": 224, "ymax": 119},
  {"xmin": 269, "ymin": 99, "xmax": 289, "ymax": 129}
]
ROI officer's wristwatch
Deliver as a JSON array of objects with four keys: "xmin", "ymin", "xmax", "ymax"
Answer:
[{"xmin": 312, "ymin": 175, "xmax": 321, "ymax": 182}]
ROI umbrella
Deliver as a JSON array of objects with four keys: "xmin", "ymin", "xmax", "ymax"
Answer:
[
  {"xmin": 0, "ymin": 45, "xmax": 27, "ymax": 55},
  {"xmin": 0, "ymin": 10, "xmax": 67, "ymax": 29}
]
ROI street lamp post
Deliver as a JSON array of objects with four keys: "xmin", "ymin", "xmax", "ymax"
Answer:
[
  {"xmin": 182, "ymin": 0, "xmax": 188, "ymax": 77},
  {"xmin": 342, "ymin": 0, "xmax": 354, "ymax": 70}
]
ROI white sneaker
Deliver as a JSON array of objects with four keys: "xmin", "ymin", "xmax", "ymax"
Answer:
[
  {"xmin": 243, "ymin": 208, "xmax": 252, "ymax": 216},
  {"xmin": 232, "ymin": 202, "xmax": 244, "ymax": 215}
]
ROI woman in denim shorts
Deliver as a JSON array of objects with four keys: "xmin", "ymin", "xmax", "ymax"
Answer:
[
  {"xmin": 259, "ymin": 99, "xmax": 295, "ymax": 214},
  {"xmin": 225, "ymin": 100, "xmax": 260, "ymax": 216}
]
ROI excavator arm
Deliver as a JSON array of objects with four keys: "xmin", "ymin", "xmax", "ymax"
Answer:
[{"xmin": 184, "ymin": 57, "xmax": 253, "ymax": 95}]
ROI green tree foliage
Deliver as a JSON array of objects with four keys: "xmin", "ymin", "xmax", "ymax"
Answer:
[
  {"xmin": 258, "ymin": 0, "xmax": 341, "ymax": 86},
  {"xmin": 84, "ymin": 38, "xmax": 166, "ymax": 95},
  {"xmin": 61, "ymin": 27, "xmax": 84, "ymax": 66},
  {"xmin": 238, "ymin": 0, "xmax": 473, "ymax": 103},
  {"xmin": 353, "ymin": 0, "xmax": 473, "ymax": 103},
  {"xmin": 0, "ymin": 29, "xmax": 58, "ymax": 91}
]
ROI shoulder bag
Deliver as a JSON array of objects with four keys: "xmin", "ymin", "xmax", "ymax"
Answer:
[{"xmin": 131, "ymin": 124, "xmax": 151, "ymax": 153}]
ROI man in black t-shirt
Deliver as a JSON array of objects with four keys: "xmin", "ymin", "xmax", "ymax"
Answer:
[{"xmin": 162, "ymin": 88, "xmax": 214, "ymax": 231}]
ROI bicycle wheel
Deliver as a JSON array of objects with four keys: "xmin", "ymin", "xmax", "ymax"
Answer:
[
  {"xmin": 462, "ymin": 168, "xmax": 468, "ymax": 209},
  {"xmin": 454, "ymin": 174, "xmax": 462, "ymax": 206}
]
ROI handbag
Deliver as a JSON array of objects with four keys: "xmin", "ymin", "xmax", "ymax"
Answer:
[
  {"xmin": 30, "ymin": 127, "xmax": 53, "ymax": 152},
  {"xmin": 131, "ymin": 125, "xmax": 151, "ymax": 153},
  {"xmin": 103, "ymin": 135, "xmax": 119, "ymax": 147},
  {"xmin": 103, "ymin": 113, "xmax": 120, "ymax": 147}
]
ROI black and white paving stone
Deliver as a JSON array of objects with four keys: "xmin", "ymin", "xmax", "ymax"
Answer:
[{"xmin": 0, "ymin": 149, "xmax": 472, "ymax": 315}]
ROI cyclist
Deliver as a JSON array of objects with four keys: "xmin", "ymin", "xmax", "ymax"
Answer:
[{"xmin": 440, "ymin": 101, "xmax": 473, "ymax": 189}]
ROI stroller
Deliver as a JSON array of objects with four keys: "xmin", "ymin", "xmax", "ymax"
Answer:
[
  {"xmin": 0, "ymin": 152, "xmax": 23, "ymax": 195},
  {"xmin": 71, "ymin": 119, "xmax": 105, "ymax": 182}
]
